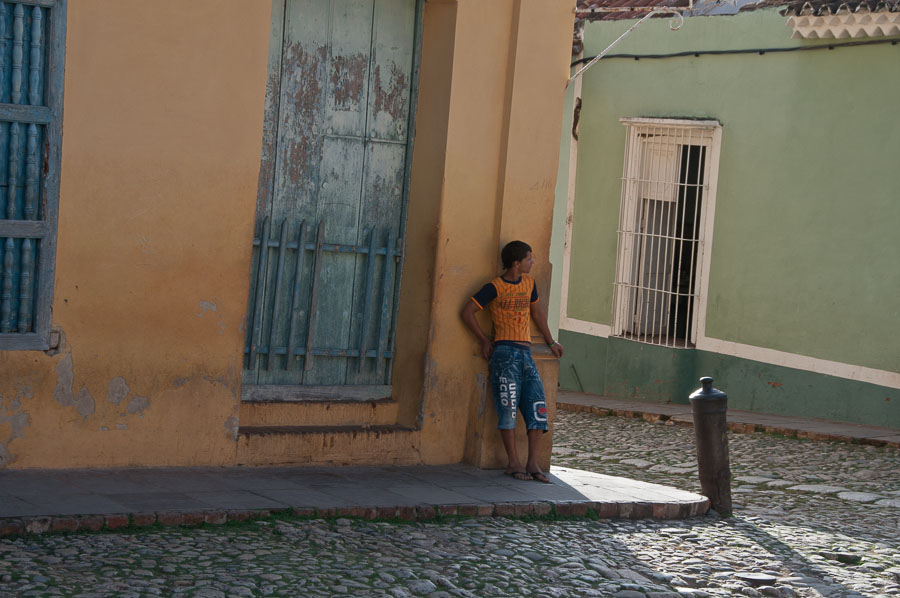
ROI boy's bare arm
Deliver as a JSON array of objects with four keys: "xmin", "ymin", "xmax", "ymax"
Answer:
[
  {"xmin": 461, "ymin": 301, "xmax": 493, "ymax": 360},
  {"xmin": 530, "ymin": 301, "xmax": 564, "ymax": 358}
]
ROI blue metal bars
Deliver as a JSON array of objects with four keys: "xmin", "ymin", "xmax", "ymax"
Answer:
[{"xmin": 243, "ymin": 218, "xmax": 402, "ymax": 385}]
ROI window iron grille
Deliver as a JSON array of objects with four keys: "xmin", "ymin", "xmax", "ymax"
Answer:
[
  {"xmin": 0, "ymin": 0, "xmax": 66, "ymax": 351},
  {"xmin": 612, "ymin": 118, "xmax": 721, "ymax": 349}
]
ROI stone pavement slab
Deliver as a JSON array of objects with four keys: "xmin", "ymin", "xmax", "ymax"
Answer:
[
  {"xmin": 0, "ymin": 464, "xmax": 707, "ymax": 536},
  {"xmin": 557, "ymin": 390, "xmax": 900, "ymax": 447},
  {"xmin": 3, "ymin": 412, "xmax": 899, "ymax": 598}
]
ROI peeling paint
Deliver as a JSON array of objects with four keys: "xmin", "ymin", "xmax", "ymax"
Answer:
[
  {"xmin": 281, "ymin": 43, "xmax": 326, "ymax": 188},
  {"xmin": 116, "ymin": 423, "xmax": 127, "ymax": 430},
  {"xmin": 14, "ymin": 385, "xmax": 32, "ymax": 405},
  {"xmin": 4, "ymin": 386, "xmax": 31, "ymax": 419},
  {"xmin": 224, "ymin": 416, "xmax": 239, "ymax": 440},
  {"xmin": 127, "ymin": 395, "xmax": 150, "ymax": 415},
  {"xmin": 373, "ymin": 63, "xmax": 408, "ymax": 121},
  {"xmin": 0, "ymin": 385, "xmax": 33, "ymax": 466},
  {"xmin": 99, "ymin": 426, "xmax": 109, "ymax": 431},
  {"xmin": 0, "ymin": 396, "xmax": 29, "ymax": 441},
  {"xmin": 417, "ymin": 355, "xmax": 439, "ymax": 428},
  {"xmin": 53, "ymin": 354, "xmax": 75, "ymax": 407},
  {"xmin": 108, "ymin": 377, "xmax": 130, "ymax": 405},
  {"xmin": 1, "ymin": 411, "xmax": 29, "ymax": 441},
  {"xmin": 76, "ymin": 388, "xmax": 95, "ymax": 419},
  {"xmin": 476, "ymin": 372, "xmax": 487, "ymax": 418},
  {"xmin": 227, "ymin": 360, "xmax": 240, "ymax": 402},
  {"xmin": 136, "ymin": 235, "xmax": 154, "ymax": 254},
  {"xmin": 198, "ymin": 301, "xmax": 225, "ymax": 335},
  {"xmin": 330, "ymin": 53, "xmax": 367, "ymax": 110}
]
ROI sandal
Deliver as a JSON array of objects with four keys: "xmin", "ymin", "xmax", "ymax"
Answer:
[
  {"xmin": 504, "ymin": 470, "xmax": 532, "ymax": 481},
  {"xmin": 526, "ymin": 470, "xmax": 551, "ymax": 484}
]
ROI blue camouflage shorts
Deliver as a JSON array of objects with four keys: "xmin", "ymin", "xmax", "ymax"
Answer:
[{"xmin": 489, "ymin": 343, "xmax": 549, "ymax": 431}]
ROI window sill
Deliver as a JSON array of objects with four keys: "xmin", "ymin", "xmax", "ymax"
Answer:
[
  {"xmin": 0, "ymin": 332, "xmax": 50, "ymax": 351},
  {"xmin": 241, "ymin": 384, "xmax": 393, "ymax": 403}
]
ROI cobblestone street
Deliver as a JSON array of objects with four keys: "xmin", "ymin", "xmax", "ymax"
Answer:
[{"xmin": 1, "ymin": 409, "xmax": 898, "ymax": 598}]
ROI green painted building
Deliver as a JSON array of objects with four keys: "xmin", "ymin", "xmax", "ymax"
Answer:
[{"xmin": 550, "ymin": 0, "xmax": 900, "ymax": 427}]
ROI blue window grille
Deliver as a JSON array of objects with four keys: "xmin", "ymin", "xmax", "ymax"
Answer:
[{"xmin": 0, "ymin": 0, "xmax": 66, "ymax": 350}]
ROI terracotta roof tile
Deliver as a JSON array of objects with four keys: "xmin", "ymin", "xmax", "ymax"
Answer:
[
  {"xmin": 573, "ymin": 0, "xmax": 692, "ymax": 54},
  {"xmin": 577, "ymin": 0, "xmax": 691, "ymax": 22},
  {"xmin": 774, "ymin": 0, "xmax": 900, "ymax": 14},
  {"xmin": 570, "ymin": 0, "xmax": 899, "ymax": 54}
]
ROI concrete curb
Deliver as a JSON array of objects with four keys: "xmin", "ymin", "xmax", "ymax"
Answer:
[
  {"xmin": 558, "ymin": 401, "xmax": 900, "ymax": 449},
  {"xmin": 0, "ymin": 498, "xmax": 710, "ymax": 538}
]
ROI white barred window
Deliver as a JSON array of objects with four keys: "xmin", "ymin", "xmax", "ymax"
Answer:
[{"xmin": 611, "ymin": 118, "xmax": 722, "ymax": 348}]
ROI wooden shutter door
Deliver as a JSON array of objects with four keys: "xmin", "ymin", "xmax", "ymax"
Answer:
[{"xmin": 243, "ymin": 0, "xmax": 421, "ymax": 392}]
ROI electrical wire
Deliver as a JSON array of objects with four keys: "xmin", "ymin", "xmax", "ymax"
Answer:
[{"xmin": 570, "ymin": 36, "xmax": 899, "ymax": 65}]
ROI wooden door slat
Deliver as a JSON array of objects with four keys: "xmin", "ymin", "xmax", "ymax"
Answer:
[
  {"xmin": 263, "ymin": 218, "xmax": 290, "ymax": 371},
  {"xmin": 375, "ymin": 228, "xmax": 395, "ymax": 376},
  {"xmin": 285, "ymin": 219, "xmax": 308, "ymax": 371},
  {"xmin": 303, "ymin": 220, "xmax": 326, "ymax": 372},
  {"xmin": 248, "ymin": 217, "xmax": 271, "ymax": 370}
]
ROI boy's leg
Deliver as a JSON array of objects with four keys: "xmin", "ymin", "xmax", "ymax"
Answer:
[
  {"xmin": 525, "ymin": 429, "xmax": 543, "ymax": 475},
  {"xmin": 521, "ymin": 352, "xmax": 550, "ymax": 483},
  {"xmin": 490, "ymin": 346, "xmax": 529, "ymax": 479},
  {"xmin": 499, "ymin": 429, "xmax": 526, "ymax": 477}
]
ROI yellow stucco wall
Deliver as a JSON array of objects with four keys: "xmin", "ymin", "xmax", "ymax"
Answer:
[
  {"xmin": 411, "ymin": 0, "xmax": 575, "ymax": 468},
  {"xmin": 0, "ymin": 1, "xmax": 272, "ymax": 468},
  {"xmin": 0, "ymin": 0, "xmax": 575, "ymax": 470}
]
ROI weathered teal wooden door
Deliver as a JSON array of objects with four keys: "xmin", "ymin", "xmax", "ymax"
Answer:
[{"xmin": 243, "ymin": 0, "xmax": 422, "ymax": 394}]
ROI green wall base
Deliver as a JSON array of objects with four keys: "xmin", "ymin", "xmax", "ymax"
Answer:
[{"xmin": 558, "ymin": 329, "xmax": 899, "ymax": 429}]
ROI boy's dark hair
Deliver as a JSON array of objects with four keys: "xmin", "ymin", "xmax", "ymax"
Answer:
[{"xmin": 501, "ymin": 240, "xmax": 532, "ymax": 269}]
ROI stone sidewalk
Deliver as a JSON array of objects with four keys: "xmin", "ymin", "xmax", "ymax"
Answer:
[
  {"xmin": 3, "ymin": 403, "xmax": 898, "ymax": 598},
  {"xmin": 557, "ymin": 390, "xmax": 900, "ymax": 447},
  {"xmin": 4, "ymin": 392, "xmax": 894, "ymax": 539},
  {"xmin": 0, "ymin": 464, "xmax": 708, "ymax": 536}
]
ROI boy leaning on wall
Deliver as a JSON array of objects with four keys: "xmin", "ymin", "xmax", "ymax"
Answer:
[{"xmin": 460, "ymin": 241, "xmax": 564, "ymax": 483}]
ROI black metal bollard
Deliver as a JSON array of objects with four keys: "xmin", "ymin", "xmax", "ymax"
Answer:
[{"xmin": 689, "ymin": 377, "xmax": 732, "ymax": 516}]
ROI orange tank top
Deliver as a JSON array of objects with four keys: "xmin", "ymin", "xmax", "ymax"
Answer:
[{"xmin": 487, "ymin": 275, "xmax": 535, "ymax": 343}]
